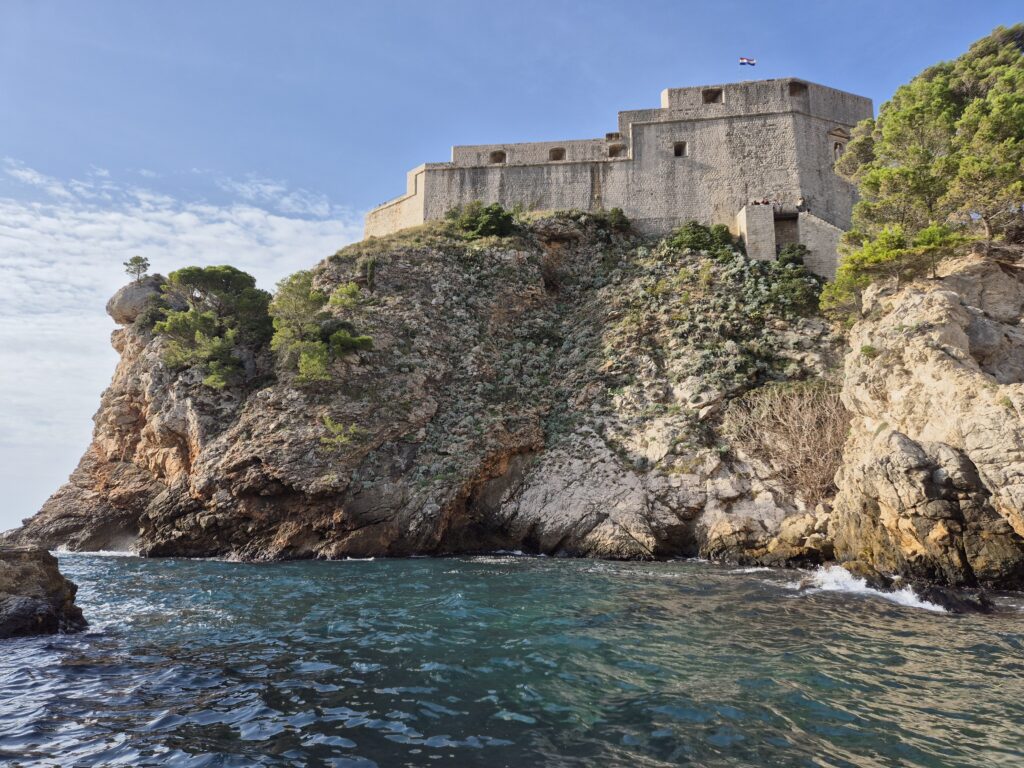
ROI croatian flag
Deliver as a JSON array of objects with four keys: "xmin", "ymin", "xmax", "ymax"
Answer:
[{"xmin": 739, "ymin": 57, "xmax": 757, "ymax": 66}]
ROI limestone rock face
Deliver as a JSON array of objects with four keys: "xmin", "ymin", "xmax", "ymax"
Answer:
[
  {"xmin": 0, "ymin": 548, "xmax": 86, "ymax": 638},
  {"xmin": 832, "ymin": 252, "xmax": 1024, "ymax": 588},
  {"xmin": 105, "ymin": 274, "xmax": 165, "ymax": 325},
  {"xmin": 6, "ymin": 216, "xmax": 843, "ymax": 564}
]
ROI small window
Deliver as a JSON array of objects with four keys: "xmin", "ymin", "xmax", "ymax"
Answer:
[
  {"xmin": 548, "ymin": 147, "xmax": 565, "ymax": 161},
  {"xmin": 702, "ymin": 88, "xmax": 723, "ymax": 104},
  {"xmin": 605, "ymin": 132, "xmax": 622, "ymax": 141},
  {"xmin": 608, "ymin": 144, "xmax": 626, "ymax": 158},
  {"xmin": 673, "ymin": 141, "xmax": 687, "ymax": 158},
  {"xmin": 788, "ymin": 81, "xmax": 808, "ymax": 97},
  {"xmin": 833, "ymin": 142, "xmax": 845, "ymax": 161},
  {"xmin": 489, "ymin": 150, "xmax": 507, "ymax": 164}
]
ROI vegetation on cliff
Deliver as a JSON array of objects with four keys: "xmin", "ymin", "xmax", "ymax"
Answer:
[
  {"xmin": 150, "ymin": 266, "xmax": 272, "ymax": 388},
  {"xmin": 268, "ymin": 270, "xmax": 373, "ymax": 384},
  {"xmin": 823, "ymin": 24, "xmax": 1024, "ymax": 318}
]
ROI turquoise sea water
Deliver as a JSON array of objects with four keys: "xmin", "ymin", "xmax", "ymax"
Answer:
[{"xmin": 2, "ymin": 554, "xmax": 1023, "ymax": 767}]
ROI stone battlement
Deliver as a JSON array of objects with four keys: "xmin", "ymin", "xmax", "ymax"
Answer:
[{"xmin": 365, "ymin": 78, "xmax": 873, "ymax": 277}]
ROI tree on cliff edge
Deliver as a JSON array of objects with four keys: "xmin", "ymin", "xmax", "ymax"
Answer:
[
  {"xmin": 123, "ymin": 255, "xmax": 150, "ymax": 284},
  {"xmin": 824, "ymin": 25, "xmax": 1024, "ymax": 319}
]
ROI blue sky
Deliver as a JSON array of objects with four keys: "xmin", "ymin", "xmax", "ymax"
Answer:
[{"xmin": 1, "ymin": 0, "xmax": 1021, "ymax": 532}]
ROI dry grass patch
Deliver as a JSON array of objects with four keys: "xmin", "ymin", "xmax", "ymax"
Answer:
[{"xmin": 722, "ymin": 379, "xmax": 849, "ymax": 506}]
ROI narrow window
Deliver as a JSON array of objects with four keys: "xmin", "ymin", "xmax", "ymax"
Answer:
[
  {"xmin": 702, "ymin": 88, "xmax": 723, "ymax": 104},
  {"xmin": 673, "ymin": 141, "xmax": 687, "ymax": 158},
  {"xmin": 608, "ymin": 144, "xmax": 626, "ymax": 158},
  {"xmin": 833, "ymin": 142, "xmax": 845, "ymax": 161},
  {"xmin": 788, "ymin": 81, "xmax": 808, "ymax": 97},
  {"xmin": 548, "ymin": 147, "xmax": 565, "ymax": 161},
  {"xmin": 489, "ymin": 150, "xmax": 507, "ymax": 164}
]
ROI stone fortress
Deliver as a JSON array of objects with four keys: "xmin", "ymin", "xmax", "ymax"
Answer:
[{"xmin": 365, "ymin": 78, "xmax": 873, "ymax": 277}]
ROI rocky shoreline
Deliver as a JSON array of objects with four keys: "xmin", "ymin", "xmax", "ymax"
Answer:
[
  {"xmin": 5, "ymin": 216, "xmax": 1024, "ymax": 597},
  {"xmin": 0, "ymin": 548, "xmax": 86, "ymax": 638}
]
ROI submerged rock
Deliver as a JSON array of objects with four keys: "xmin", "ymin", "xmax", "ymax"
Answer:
[{"xmin": 0, "ymin": 548, "xmax": 86, "ymax": 638}]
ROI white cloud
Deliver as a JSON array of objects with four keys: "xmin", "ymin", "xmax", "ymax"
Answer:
[
  {"xmin": 0, "ymin": 161, "xmax": 365, "ymax": 530},
  {"xmin": 216, "ymin": 174, "xmax": 336, "ymax": 218},
  {"xmin": 3, "ymin": 159, "xmax": 73, "ymax": 199}
]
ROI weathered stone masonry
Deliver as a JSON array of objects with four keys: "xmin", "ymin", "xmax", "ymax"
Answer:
[{"xmin": 365, "ymin": 78, "xmax": 872, "ymax": 277}]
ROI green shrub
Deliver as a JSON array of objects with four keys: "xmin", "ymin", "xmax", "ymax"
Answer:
[
  {"xmin": 445, "ymin": 201, "xmax": 519, "ymax": 239},
  {"xmin": 668, "ymin": 221, "xmax": 738, "ymax": 256},
  {"xmin": 151, "ymin": 265, "xmax": 271, "ymax": 388},
  {"xmin": 860, "ymin": 345, "xmax": 880, "ymax": 359},
  {"xmin": 320, "ymin": 415, "xmax": 365, "ymax": 451},
  {"xmin": 709, "ymin": 224, "xmax": 735, "ymax": 249},
  {"xmin": 297, "ymin": 341, "xmax": 332, "ymax": 383},
  {"xmin": 820, "ymin": 224, "xmax": 962, "ymax": 321},
  {"xmin": 133, "ymin": 294, "xmax": 171, "ymax": 331},
  {"xmin": 329, "ymin": 329, "xmax": 373, "ymax": 355},
  {"xmin": 590, "ymin": 207, "xmax": 630, "ymax": 233},
  {"xmin": 269, "ymin": 270, "xmax": 375, "ymax": 383},
  {"xmin": 161, "ymin": 265, "xmax": 272, "ymax": 345},
  {"xmin": 329, "ymin": 281, "xmax": 362, "ymax": 309},
  {"xmin": 778, "ymin": 243, "xmax": 809, "ymax": 267}
]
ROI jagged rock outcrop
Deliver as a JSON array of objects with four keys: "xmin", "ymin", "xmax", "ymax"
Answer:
[
  {"xmin": 0, "ymin": 548, "xmax": 86, "ymax": 638},
  {"xmin": 14, "ymin": 217, "xmax": 1023, "ymax": 587},
  {"xmin": 5, "ymin": 215, "xmax": 841, "ymax": 563},
  {"xmin": 832, "ymin": 251, "xmax": 1024, "ymax": 588}
]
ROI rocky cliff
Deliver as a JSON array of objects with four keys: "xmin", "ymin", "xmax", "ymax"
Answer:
[
  {"xmin": 7, "ymin": 216, "xmax": 1024, "ymax": 588},
  {"xmin": 832, "ymin": 250, "xmax": 1024, "ymax": 589}
]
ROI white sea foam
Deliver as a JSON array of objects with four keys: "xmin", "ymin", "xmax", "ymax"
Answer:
[
  {"xmin": 51, "ymin": 548, "xmax": 139, "ymax": 558},
  {"xmin": 787, "ymin": 565, "xmax": 947, "ymax": 613}
]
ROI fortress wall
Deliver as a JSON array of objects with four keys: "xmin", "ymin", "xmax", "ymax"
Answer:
[
  {"xmin": 661, "ymin": 80, "xmax": 871, "ymax": 125},
  {"xmin": 364, "ymin": 79, "xmax": 872, "ymax": 276},
  {"xmin": 736, "ymin": 205, "xmax": 777, "ymax": 261},
  {"xmin": 451, "ymin": 139, "xmax": 609, "ymax": 165},
  {"xmin": 806, "ymin": 85, "xmax": 874, "ymax": 128},
  {"xmin": 416, "ymin": 110, "xmax": 806, "ymax": 234},
  {"xmin": 662, "ymin": 80, "xmax": 800, "ymax": 117},
  {"xmin": 792, "ymin": 110, "xmax": 871, "ymax": 229},
  {"xmin": 617, "ymin": 112, "xmax": 803, "ymax": 227},
  {"xmin": 364, "ymin": 166, "xmax": 427, "ymax": 238},
  {"xmin": 798, "ymin": 212, "xmax": 844, "ymax": 279},
  {"xmin": 421, "ymin": 161, "xmax": 607, "ymax": 220}
]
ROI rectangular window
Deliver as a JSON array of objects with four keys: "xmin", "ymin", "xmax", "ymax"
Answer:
[
  {"xmin": 702, "ymin": 88, "xmax": 723, "ymax": 104},
  {"xmin": 673, "ymin": 141, "xmax": 687, "ymax": 157}
]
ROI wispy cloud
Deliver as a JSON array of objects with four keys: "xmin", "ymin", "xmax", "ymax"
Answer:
[
  {"xmin": 0, "ymin": 161, "xmax": 365, "ymax": 529},
  {"xmin": 215, "ymin": 174, "xmax": 337, "ymax": 218},
  {"xmin": 3, "ymin": 159, "xmax": 73, "ymax": 199}
]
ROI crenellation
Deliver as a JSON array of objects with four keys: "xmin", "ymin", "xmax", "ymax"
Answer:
[{"xmin": 364, "ymin": 77, "xmax": 873, "ymax": 277}]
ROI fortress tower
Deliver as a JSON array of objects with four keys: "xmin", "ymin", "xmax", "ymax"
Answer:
[{"xmin": 364, "ymin": 78, "xmax": 873, "ymax": 278}]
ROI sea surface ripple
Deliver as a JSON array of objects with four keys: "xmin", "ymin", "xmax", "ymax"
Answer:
[{"xmin": 2, "ymin": 554, "xmax": 1023, "ymax": 767}]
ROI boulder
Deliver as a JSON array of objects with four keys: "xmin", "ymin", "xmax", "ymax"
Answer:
[
  {"xmin": 0, "ymin": 548, "xmax": 86, "ymax": 639},
  {"xmin": 105, "ymin": 274, "xmax": 164, "ymax": 325}
]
